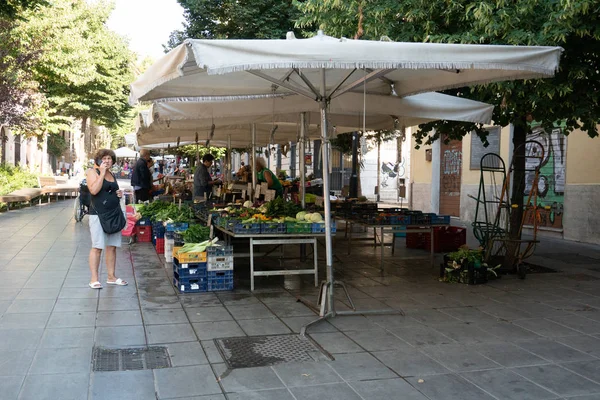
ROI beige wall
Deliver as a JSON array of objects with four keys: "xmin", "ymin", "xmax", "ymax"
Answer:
[
  {"xmin": 410, "ymin": 144, "xmax": 432, "ymax": 183},
  {"xmin": 565, "ymin": 130, "xmax": 600, "ymax": 184}
]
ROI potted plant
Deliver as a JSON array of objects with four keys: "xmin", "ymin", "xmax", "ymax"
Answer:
[{"xmin": 441, "ymin": 246, "xmax": 491, "ymax": 284}]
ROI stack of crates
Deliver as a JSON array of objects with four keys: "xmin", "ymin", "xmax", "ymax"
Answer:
[
  {"xmin": 207, "ymin": 246, "xmax": 234, "ymax": 291},
  {"xmin": 164, "ymin": 232, "xmax": 175, "ymax": 262},
  {"xmin": 152, "ymin": 221, "xmax": 165, "ymax": 245},
  {"xmin": 137, "ymin": 225, "xmax": 152, "ymax": 242},
  {"xmin": 155, "ymin": 238, "xmax": 165, "ymax": 254},
  {"xmin": 173, "ymin": 250, "xmax": 208, "ymax": 293}
]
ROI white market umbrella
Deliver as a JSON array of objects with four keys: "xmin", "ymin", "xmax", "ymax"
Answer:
[
  {"xmin": 113, "ymin": 146, "xmax": 139, "ymax": 158},
  {"xmin": 129, "ymin": 31, "xmax": 562, "ymax": 329}
]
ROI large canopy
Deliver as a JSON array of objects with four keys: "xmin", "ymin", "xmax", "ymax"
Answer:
[
  {"xmin": 136, "ymin": 92, "xmax": 494, "ymax": 146},
  {"xmin": 113, "ymin": 146, "xmax": 138, "ymax": 158},
  {"xmin": 130, "ymin": 31, "xmax": 561, "ymax": 105}
]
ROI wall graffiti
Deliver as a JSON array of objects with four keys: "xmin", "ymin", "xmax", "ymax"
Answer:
[{"xmin": 524, "ymin": 127, "xmax": 565, "ymax": 229}]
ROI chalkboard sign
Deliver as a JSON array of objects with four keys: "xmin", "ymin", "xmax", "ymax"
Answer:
[{"xmin": 470, "ymin": 127, "xmax": 501, "ymax": 169}]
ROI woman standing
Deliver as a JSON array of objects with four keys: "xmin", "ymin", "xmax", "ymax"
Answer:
[
  {"xmin": 255, "ymin": 157, "xmax": 283, "ymax": 198},
  {"xmin": 86, "ymin": 149, "xmax": 128, "ymax": 289}
]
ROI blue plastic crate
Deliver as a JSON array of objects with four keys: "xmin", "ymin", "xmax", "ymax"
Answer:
[
  {"xmin": 260, "ymin": 222, "xmax": 287, "ymax": 234},
  {"xmin": 136, "ymin": 217, "xmax": 151, "ymax": 226},
  {"xmin": 233, "ymin": 222, "xmax": 261, "ymax": 234},
  {"xmin": 430, "ymin": 214, "xmax": 451, "ymax": 225},
  {"xmin": 207, "ymin": 270, "xmax": 234, "ymax": 291},
  {"xmin": 173, "ymin": 275, "xmax": 207, "ymax": 293},
  {"xmin": 173, "ymin": 260, "xmax": 207, "ymax": 279},
  {"xmin": 152, "ymin": 222, "xmax": 166, "ymax": 237},
  {"xmin": 389, "ymin": 215, "xmax": 411, "ymax": 225},
  {"xmin": 311, "ymin": 221, "xmax": 337, "ymax": 234},
  {"xmin": 166, "ymin": 222, "xmax": 189, "ymax": 232}
]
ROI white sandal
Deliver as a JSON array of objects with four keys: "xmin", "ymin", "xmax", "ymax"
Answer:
[
  {"xmin": 106, "ymin": 278, "xmax": 128, "ymax": 286},
  {"xmin": 89, "ymin": 281, "xmax": 103, "ymax": 289}
]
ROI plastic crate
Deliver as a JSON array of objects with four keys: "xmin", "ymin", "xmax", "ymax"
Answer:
[
  {"xmin": 430, "ymin": 214, "xmax": 451, "ymax": 225},
  {"xmin": 311, "ymin": 221, "xmax": 337, "ymax": 234},
  {"xmin": 406, "ymin": 228, "xmax": 429, "ymax": 249},
  {"xmin": 173, "ymin": 259, "xmax": 207, "ymax": 278},
  {"xmin": 207, "ymin": 246, "xmax": 233, "ymax": 257},
  {"xmin": 286, "ymin": 222, "xmax": 312, "ymax": 234},
  {"xmin": 260, "ymin": 222, "xmax": 287, "ymax": 234},
  {"xmin": 152, "ymin": 222, "xmax": 166, "ymax": 238},
  {"xmin": 166, "ymin": 222, "xmax": 189, "ymax": 232},
  {"xmin": 173, "ymin": 275, "xmax": 207, "ymax": 293},
  {"xmin": 389, "ymin": 215, "xmax": 411, "ymax": 225},
  {"xmin": 174, "ymin": 250, "xmax": 207, "ymax": 263},
  {"xmin": 173, "ymin": 231, "xmax": 185, "ymax": 246},
  {"xmin": 155, "ymin": 238, "xmax": 165, "ymax": 254},
  {"xmin": 136, "ymin": 217, "xmax": 151, "ymax": 226},
  {"xmin": 207, "ymin": 270, "xmax": 234, "ymax": 291},
  {"xmin": 137, "ymin": 226, "xmax": 152, "ymax": 242},
  {"xmin": 165, "ymin": 231, "xmax": 175, "ymax": 240},
  {"xmin": 207, "ymin": 255, "xmax": 234, "ymax": 271},
  {"xmin": 233, "ymin": 222, "xmax": 261, "ymax": 234},
  {"xmin": 439, "ymin": 226, "xmax": 467, "ymax": 252},
  {"xmin": 410, "ymin": 213, "xmax": 432, "ymax": 226}
]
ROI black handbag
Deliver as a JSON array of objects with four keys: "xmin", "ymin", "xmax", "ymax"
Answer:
[{"xmin": 96, "ymin": 206, "xmax": 127, "ymax": 234}]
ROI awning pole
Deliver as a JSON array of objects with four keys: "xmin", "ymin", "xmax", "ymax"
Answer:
[
  {"xmin": 318, "ymin": 68, "xmax": 335, "ymax": 316},
  {"xmin": 251, "ymin": 124, "xmax": 257, "ymax": 199},
  {"xmin": 300, "ymin": 112, "xmax": 306, "ymax": 209},
  {"xmin": 227, "ymin": 134, "xmax": 232, "ymax": 184}
]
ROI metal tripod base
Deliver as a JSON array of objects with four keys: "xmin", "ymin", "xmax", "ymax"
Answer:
[{"xmin": 299, "ymin": 279, "xmax": 403, "ymax": 337}]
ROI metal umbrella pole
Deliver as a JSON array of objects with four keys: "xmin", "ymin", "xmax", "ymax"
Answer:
[
  {"xmin": 300, "ymin": 68, "xmax": 402, "ymax": 336},
  {"xmin": 251, "ymin": 124, "xmax": 257, "ymax": 199},
  {"xmin": 299, "ymin": 112, "xmax": 306, "ymax": 209}
]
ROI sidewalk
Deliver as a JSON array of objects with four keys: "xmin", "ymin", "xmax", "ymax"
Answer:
[{"xmin": 0, "ymin": 200, "xmax": 599, "ymax": 400}]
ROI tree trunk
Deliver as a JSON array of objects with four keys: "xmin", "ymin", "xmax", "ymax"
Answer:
[
  {"xmin": 376, "ymin": 137, "xmax": 381, "ymax": 202},
  {"xmin": 510, "ymin": 119, "xmax": 527, "ymax": 239}
]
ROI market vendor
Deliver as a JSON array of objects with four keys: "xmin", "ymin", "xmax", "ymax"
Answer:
[
  {"xmin": 194, "ymin": 153, "xmax": 220, "ymax": 199},
  {"xmin": 255, "ymin": 157, "xmax": 283, "ymax": 198}
]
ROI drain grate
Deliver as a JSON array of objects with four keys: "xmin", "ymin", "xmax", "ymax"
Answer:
[
  {"xmin": 215, "ymin": 334, "xmax": 323, "ymax": 369},
  {"xmin": 92, "ymin": 347, "xmax": 171, "ymax": 372}
]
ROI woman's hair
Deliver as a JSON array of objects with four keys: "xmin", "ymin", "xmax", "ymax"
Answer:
[
  {"xmin": 255, "ymin": 157, "xmax": 267, "ymax": 169},
  {"xmin": 94, "ymin": 149, "xmax": 116, "ymax": 166}
]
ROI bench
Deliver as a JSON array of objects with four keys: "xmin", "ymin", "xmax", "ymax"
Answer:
[
  {"xmin": 0, "ymin": 188, "xmax": 44, "ymax": 210},
  {"xmin": 39, "ymin": 176, "xmax": 80, "ymax": 203}
]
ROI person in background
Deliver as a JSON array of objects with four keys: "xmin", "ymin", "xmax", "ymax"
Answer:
[
  {"xmin": 194, "ymin": 154, "xmax": 220, "ymax": 199},
  {"xmin": 131, "ymin": 149, "xmax": 152, "ymax": 202},
  {"xmin": 255, "ymin": 157, "xmax": 283, "ymax": 198},
  {"xmin": 86, "ymin": 149, "xmax": 127, "ymax": 289}
]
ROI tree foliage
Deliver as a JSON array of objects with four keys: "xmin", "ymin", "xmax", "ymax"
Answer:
[
  {"xmin": 295, "ymin": 0, "xmax": 600, "ymax": 143},
  {"xmin": 14, "ymin": 0, "xmax": 135, "ymax": 133},
  {"xmin": 0, "ymin": 0, "xmax": 47, "ymax": 20},
  {"xmin": 166, "ymin": 0, "xmax": 307, "ymax": 49}
]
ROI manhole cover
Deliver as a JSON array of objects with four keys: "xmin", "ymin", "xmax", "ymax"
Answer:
[
  {"xmin": 92, "ymin": 347, "xmax": 171, "ymax": 372},
  {"xmin": 215, "ymin": 334, "xmax": 324, "ymax": 369}
]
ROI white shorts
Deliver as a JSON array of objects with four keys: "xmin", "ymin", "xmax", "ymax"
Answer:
[{"xmin": 89, "ymin": 215, "xmax": 122, "ymax": 249}]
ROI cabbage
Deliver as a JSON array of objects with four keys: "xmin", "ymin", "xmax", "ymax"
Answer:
[
  {"xmin": 296, "ymin": 211, "xmax": 307, "ymax": 221},
  {"xmin": 311, "ymin": 213, "xmax": 323, "ymax": 222},
  {"xmin": 243, "ymin": 201, "xmax": 253, "ymax": 208}
]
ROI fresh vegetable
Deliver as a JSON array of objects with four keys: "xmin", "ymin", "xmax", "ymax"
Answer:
[
  {"xmin": 179, "ymin": 237, "xmax": 219, "ymax": 253},
  {"xmin": 243, "ymin": 200, "xmax": 253, "ymax": 208},
  {"xmin": 296, "ymin": 211, "xmax": 307, "ymax": 221},
  {"xmin": 182, "ymin": 224, "xmax": 210, "ymax": 243}
]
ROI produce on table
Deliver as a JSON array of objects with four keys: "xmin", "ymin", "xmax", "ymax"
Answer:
[
  {"xmin": 138, "ymin": 201, "xmax": 195, "ymax": 223},
  {"xmin": 182, "ymin": 224, "xmax": 211, "ymax": 243}
]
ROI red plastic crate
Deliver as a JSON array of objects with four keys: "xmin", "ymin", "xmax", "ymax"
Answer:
[
  {"xmin": 137, "ymin": 226, "xmax": 152, "ymax": 242},
  {"xmin": 440, "ymin": 226, "xmax": 466, "ymax": 252},
  {"xmin": 155, "ymin": 238, "xmax": 165, "ymax": 254},
  {"xmin": 406, "ymin": 227, "xmax": 429, "ymax": 249}
]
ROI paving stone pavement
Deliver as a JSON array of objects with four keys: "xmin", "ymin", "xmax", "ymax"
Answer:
[{"xmin": 1, "ymin": 200, "xmax": 600, "ymax": 400}]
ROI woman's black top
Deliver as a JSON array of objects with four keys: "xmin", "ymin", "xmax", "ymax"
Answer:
[{"xmin": 89, "ymin": 171, "xmax": 120, "ymax": 215}]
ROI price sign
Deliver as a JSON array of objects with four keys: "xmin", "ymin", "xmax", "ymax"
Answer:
[{"xmin": 264, "ymin": 190, "xmax": 275, "ymax": 202}]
